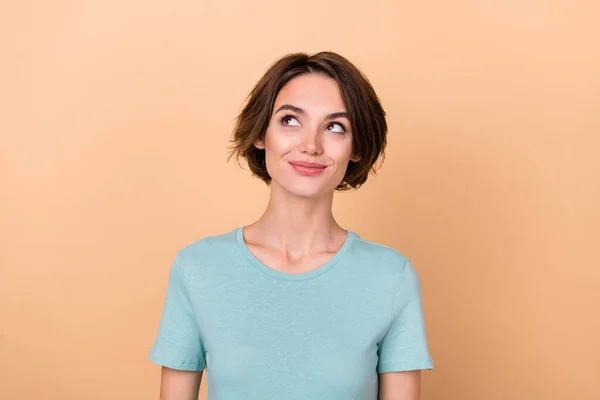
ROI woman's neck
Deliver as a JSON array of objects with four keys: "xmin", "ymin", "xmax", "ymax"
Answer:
[{"xmin": 246, "ymin": 184, "xmax": 346, "ymax": 255}]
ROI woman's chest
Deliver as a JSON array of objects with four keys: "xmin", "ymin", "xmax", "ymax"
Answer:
[{"xmin": 192, "ymin": 282, "xmax": 390, "ymax": 395}]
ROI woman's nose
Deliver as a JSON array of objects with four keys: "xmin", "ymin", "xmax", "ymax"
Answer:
[{"xmin": 300, "ymin": 127, "xmax": 323, "ymax": 155}]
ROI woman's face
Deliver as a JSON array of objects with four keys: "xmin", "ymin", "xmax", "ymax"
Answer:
[{"xmin": 256, "ymin": 73, "xmax": 360, "ymax": 199}]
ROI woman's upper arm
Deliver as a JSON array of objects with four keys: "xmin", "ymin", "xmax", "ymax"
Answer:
[
  {"xmin": 160, "ymin": 367, "xmax": 203, "ymax": 400},
  {"xmin": 149, "ymin": 254, "xmax": 206, "ymax": 399},
  {"xmin": 378, "ymin": 370, "xmax": 421, "ymax": 400}
]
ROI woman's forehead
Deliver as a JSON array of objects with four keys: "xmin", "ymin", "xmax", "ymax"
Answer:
[{"xmin": 273, "ymin": 74, "xmax": 346, "ymax": 115}]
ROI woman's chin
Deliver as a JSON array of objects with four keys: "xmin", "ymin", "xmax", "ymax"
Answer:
[{"xmin": 274, "ymin": 180, "xmax": 335, "ymax": 199}]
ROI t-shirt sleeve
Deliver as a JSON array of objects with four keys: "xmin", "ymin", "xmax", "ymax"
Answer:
[
  {"xmin": 377, "ymin": 258, "xmax": 434, "ymax": 373},
  {"xmin": 149, "ymin": 254, "xmax": 206, "ymax": 371}
]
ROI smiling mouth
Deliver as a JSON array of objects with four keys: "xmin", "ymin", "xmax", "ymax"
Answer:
[{"xmin": 288, "ymin": 161, "xmax": 327, "ymax": 176}]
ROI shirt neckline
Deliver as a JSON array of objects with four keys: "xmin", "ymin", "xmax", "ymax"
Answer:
[{"xmin": 235, "ymin": 226, "xmax": 356, "ymax": 281}]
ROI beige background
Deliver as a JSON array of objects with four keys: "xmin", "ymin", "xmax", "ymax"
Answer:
[{"xmin": 1, "ymin": 1, "xmax": 599, "ymax": 399}]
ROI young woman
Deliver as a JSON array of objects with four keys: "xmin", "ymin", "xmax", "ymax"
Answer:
[{"xmin": 149, "ymin": 51, "xmax": 434, "ymax": 400}]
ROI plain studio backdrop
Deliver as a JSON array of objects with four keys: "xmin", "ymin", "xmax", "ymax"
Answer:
[{"xmin": 1, "ymin": 1, "xmax": 599, "ymax": 399}]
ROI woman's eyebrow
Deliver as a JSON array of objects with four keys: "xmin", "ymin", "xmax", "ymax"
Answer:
[
  {"xmin": 274, "ymin": 104, "xmax": 349, "ymax": 120},
  {"xmin": 326, "ymin": 112, "xmax": 349, "ymax": 120},
  {"xmin": 274, "ymin": 104, "xmax": 305, "ymax": 114}
]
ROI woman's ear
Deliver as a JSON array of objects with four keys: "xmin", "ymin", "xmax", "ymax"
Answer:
[
  {"xmin": 254, "ymin": 139, "xmax": 265, "ymax": 150},
  {"xmin": 350, "ymin": 153, "xmax": 361, "ymax": 163}
]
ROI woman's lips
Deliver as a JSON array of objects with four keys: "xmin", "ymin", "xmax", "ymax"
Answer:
[{"xmin": 289, "ymin": 161, "xmax": 327, "ymax": 176}]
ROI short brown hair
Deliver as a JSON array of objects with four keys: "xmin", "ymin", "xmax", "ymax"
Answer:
[{"xmin": 228, "ymin": 51, "xmax": 387, "ymax": 191}]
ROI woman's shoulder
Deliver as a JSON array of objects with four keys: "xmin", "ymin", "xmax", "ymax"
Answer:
[
  {"xmin": 175, "ymin": 227, "xmax": 239, "ymax": 263},
  {"xmin": 350, "ymin": 232, "xmax": 412, "ymax": 272}
]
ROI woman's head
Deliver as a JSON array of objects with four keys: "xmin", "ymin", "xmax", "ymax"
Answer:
[{"xmin": 229, "ymin": 51, "xmax": 387, "ymax": 197}]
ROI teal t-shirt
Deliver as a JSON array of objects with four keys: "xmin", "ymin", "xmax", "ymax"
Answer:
[{"xmin": 149, "ymin": 228, "xmax": 433, "ymax": 399}]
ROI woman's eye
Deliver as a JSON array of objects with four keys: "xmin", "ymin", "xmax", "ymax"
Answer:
[
  {"xmin": 281, "ymin": 116, "xmax": 300, "ymax": 126},
  {"xmin": 326, "ymin": 122, "xmax": 345, "ymax": 133}
]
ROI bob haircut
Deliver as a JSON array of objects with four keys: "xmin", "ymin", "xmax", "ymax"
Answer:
[{"xmin": 229, "ymin": 51, "xmax": 387, "ymax": 191}]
